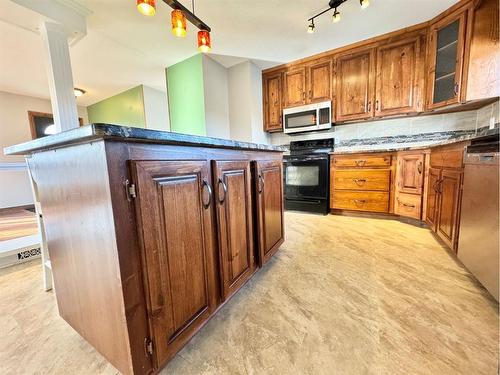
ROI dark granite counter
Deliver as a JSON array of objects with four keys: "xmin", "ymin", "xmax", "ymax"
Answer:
[
  {"xmin": 4, "ymin": 123, "xmax": 285, "ymax": 155},
  {"xmin": 331, "ymin": 127, "xmax": 499, "ymax": 155}
]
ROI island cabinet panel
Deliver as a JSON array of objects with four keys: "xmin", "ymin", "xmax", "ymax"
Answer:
[
  {"xmin": 307, "ymin": 60, "xmax": 332, "ymax": 104},
  {"xmin": 131, "ymin": 160, "xmax": 218, "ymax": 368},
  {"xmin": 213, "ymin": 160, "xmax": 256, "ymax": 300},
  {"xmin": 263, "ymin": 72, "xmax": 283, "ymax": 132},
  {"xmin": 284, "ymin": 67, "xmax": 307, "ymax": 107},
  {"xmin": 334, "ymin": 48, "xmax": 376, "ymax": 122},
  {"xmin": 375, "ymin": 36, "xmax": 423, "ymax": 116},
  {"xmin": 254, "ymin": 160, "xmax": 285, "ymax": 266}
]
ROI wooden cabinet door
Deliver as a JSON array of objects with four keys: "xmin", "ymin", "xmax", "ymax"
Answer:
[
  {"xmin": 425, "ymin": 167, "xmax": 441, "ymax": 230},
  {"xmin": 307, "ymin": 60, "xmax": 332, "ymax": 104},
  {"xmin": 284, "ymin": 67, "xmax": 306, "ymax": 107},
  {"xmin": 427, "ymin": 9, "xmax": 468, "ymax": 109},
  {"xmin": 254, "ymin": 160, "xmax": 284, "ymax": 266},
  {"xmin": 131, "ymin": 160, "xmax": 218, "ymax": 367},
  {"xmin": 375, "ymin": 37, "xmax": 422, "ymax": 116},
  {"xmin": 335, "ymin": 48, "xmax": 375, "ymax": 122},
  {"xmin": 396, "ymin": 153, "xmax": 425, "ymax": 194},
  {"xmin": 213, "ymin": 160, "xmax": 256, "ymax": 300},
  {"xmin": 436, "ymin": 169, "xmax": 463, "ymax": 251},
  {"xmin": 263, "ymin": 73, "xmax": 283, "ymax": 132}
]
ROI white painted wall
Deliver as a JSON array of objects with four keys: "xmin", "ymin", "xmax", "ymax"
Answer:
[
  {"xmin": 142, "ymin": 85, "xmax": 170, "ymax": 131},
  {"xmin": 202, "ymin": 55, "xmax": 231, "ymax": 139},
  {"xmin": 228, "ymin": 62, "xmax": 252, "ymax": 141},
  {"xmin": 228, "ymin": 61, "xmax": 269, "ymax": 144},
  {"xmin": 0, "ymin": 91, "xmax": 88, "ymax": 208}
]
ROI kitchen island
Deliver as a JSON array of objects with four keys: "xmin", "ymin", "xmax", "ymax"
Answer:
[{"xmin": 4, "ymin": 124, "xmax": 285, "ymax": 375}]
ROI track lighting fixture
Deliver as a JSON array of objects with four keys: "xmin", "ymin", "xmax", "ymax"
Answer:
[
  {"xmin": 332, "ymin": 8, "xmax": 341, "ymax": 23},
  {"xmin": 307, "ymin": 20, "xmax": 315, "ymax": 33},
  {"xmin": 307, "ymin": 0, "xmax": 371, "ymax": 32}
]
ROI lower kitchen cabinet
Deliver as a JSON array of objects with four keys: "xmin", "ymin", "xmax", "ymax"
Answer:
[
  {"xmin": 394, "ymin": 151, "xmax": 428, "ymax": 220},
  {"xmin": 425, "ymin": 167, "xmax": 441, "ymax": 227},
  {"xmin": 213, "ymin": 160, "xmax": 256, "ymax": 300},
  {"xmin": 254, "ymin": 160, "xmax": 285, "ymax": 265},
  {"xmin": 131, "ymin": 160, "xmax": 219, "ymax": 367},
  {"xmin": 435, "ymin": 169, "xmax": 463, "ymax": 250},
  {"xmin": 425, "ymin": 143, "xmax": 467, "ymax": 251}
]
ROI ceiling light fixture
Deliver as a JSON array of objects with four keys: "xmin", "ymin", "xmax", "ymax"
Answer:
[
  {"xmin": 74, "ymin": 88, "xmax": 86, "ymax": 97},
  {"xmin": 307, "ymin": 19, "xmax": 315, "ymax": 34},
  {"xmin": 171, "ymin": 9, "xmax": 187, "ymax": 37},
  {"xmin": 138, "ymin": 0, "xmax": 212, "ymax": 52},
  {"xmin": 307, "ymin": 0, "xmax": 371, "ymax": 32},
  {"xmin": 197, "ymin": 29, "xmax": 211, "ymax": 52},
  {"xmin": 332, "ymin": 8, "xmax": 341, "ymax": 23},
  {"xmin": 137, "ymin": 0, "xmax": 156, "ymax": 16}
]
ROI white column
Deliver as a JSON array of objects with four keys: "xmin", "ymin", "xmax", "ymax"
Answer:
[{"xmin": 40, "ymin": 21, "xmax": 79, "ymax": 132}]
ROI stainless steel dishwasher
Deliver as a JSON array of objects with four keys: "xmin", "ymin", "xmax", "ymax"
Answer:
[{"xmin": 457, "ymin": 133, "xmax": 499, "ymax": 301}]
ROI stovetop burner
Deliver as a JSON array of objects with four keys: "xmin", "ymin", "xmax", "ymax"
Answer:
[{"xmin": 288, "ymin": 138, "xmax": 335, "ymax": 155}]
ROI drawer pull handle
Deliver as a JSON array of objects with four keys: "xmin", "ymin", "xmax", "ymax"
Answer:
[
  {"xmin": 353, "ymin": 179, "xmax": 367, "ymax": 186},
  {"xmin": 355, "ymin": 160, "xmax": 367, "ymax": 166},
  {"xmin": 354, "ymin": 199, "xmax": 366, "ymax": 205},
  {"xmin": 398, "ymin": 199, "xmax": 415, "ymax": 208},
  {"xmin": 417, "ymin": 161, "xmax": 423, "ymax": 174}
]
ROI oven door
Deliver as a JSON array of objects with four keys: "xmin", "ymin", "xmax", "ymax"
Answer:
[{"xmin": 283, "ymin": 155, "xmax": 329, "ymax": 200}]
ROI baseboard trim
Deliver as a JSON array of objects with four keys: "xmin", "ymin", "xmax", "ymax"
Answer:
[{"xmin": 330, "ymin": 209, "xmax": 428, "ymax": 228}]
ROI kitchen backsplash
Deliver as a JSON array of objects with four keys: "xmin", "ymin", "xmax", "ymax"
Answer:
[{"xmin": 270, "ymin": 100, "xmax": 499, "ymax": 150}]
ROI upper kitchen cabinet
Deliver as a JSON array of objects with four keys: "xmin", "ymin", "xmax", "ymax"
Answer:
[
  {"xmin": 464, "ymin": 0, "xmax": 500, "ymax": 101},
  {"xmin": 263, "ymin": 72, "xmax": 284, "ymax": 132},
  {"xmin": 334, "ymin": 47, "xmax": 376, "ymax": 122},
  {"xmin": 375, "ymin": 35, "xmax": 425, "ymax": 117},
  {"xmin": 426, "ymin": 7, "xmax": 468, "ymax": 110},
  {"xmin": 284, "ymin": 67, "xmax": 307, "ymax": 108},
  {"xmin": 307, "ymin": 60, "xmax": 332, "ymax": 104}
]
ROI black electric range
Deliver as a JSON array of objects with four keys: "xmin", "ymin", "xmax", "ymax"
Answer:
[{"xmin": 283, "ymin": 138, "xmax": 334, "ymax": 214}]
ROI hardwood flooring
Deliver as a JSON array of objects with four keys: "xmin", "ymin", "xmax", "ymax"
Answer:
[
  {"xmin": 0, "ymin": 208, "xmax": 37, "ymax": 241},
  {"xmin": 0, "ymin": 212, "xmax": 497, "ymax": 374}
]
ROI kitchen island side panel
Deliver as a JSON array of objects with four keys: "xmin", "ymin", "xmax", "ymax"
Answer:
[{"xmin": 27, "ymin": 141, "xmax": 134, "ymax": 375}]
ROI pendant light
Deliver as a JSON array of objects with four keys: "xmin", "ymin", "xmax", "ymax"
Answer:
[
  {"xmin": 137, "ymin": 0, "xmax": 156, "ymax": 16},
  {"xmin": 360, "ymin": 0, "xmax": 370, "ymax": 9},
  {"xmin": 198, "ymin": 29, "xmax": 211, "ymax": 52},
  {"xmin": 171, "ymin": 9, "xmax": 187, "ymax": 37}
]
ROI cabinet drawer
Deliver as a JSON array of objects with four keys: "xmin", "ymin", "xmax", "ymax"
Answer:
[
  {"xmin": 394, "ymin": 192, "xmax": 422, "ymax": 220},
  {"xmin": 332, "ymin": 154, "xmax": 392, "ymax": 168},
  {"xmin": 333, "ymin": 169, "xmax": 390, "ymax": 191},
  {"xmin": 332, "ymin": 191, "xmax": 389, "ymax": 212},
  {"xmin": 430, "ymin": 149, "xmax": 464, "ymax": 169}
]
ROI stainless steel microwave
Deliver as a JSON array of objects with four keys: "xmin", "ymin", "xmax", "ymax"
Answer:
[{"xmin": 283, "ymin": 101, "xmax": 332, "ymax": 134}]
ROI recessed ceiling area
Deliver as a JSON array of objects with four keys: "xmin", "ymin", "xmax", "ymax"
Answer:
[{"xmin": 0, "ymin": 0, "xmax": 459, "ymax": 106}]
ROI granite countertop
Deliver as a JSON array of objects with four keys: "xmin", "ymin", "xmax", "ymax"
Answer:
[
  {"xmin": 331, "ymin": 127, "xmax": 499, "ymax": 155},
  {"xmin": 4, "ymin": 123, "xmax": 285, "ymax": 155}
]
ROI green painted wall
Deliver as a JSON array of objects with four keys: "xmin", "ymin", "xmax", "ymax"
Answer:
[
  {"xmin": 87, "ymin": 85, "xmax": 146, "ymax": 127},
  {"xmin": 166, "ymin": 54, "xmax": 206, "ymax": 136}
]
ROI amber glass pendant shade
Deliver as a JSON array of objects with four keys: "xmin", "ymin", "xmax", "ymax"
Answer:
[
  {"xmin": 197, "ymin": 30, "xmax": 211, "ymax": 53},
  {"xmin": 137, "ymin": 0, "xmax": 156, "ymax": 16},
  {"xmin": 171, "ymin": 9, "xmax": 187, "ymax": 37}
]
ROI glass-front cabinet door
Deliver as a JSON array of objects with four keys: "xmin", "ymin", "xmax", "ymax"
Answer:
[{"xmin": 427, "ymin": 9, "xmax": 468, "ymax": 109}]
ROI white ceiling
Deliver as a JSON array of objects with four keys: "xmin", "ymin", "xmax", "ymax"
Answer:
[{"xmin": 0, "ymin": 0, "xmax": 459, "ymax": 106}]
